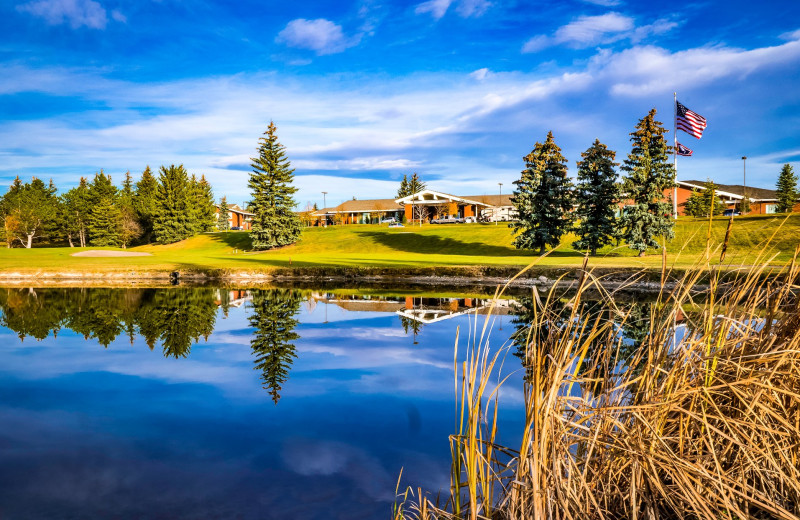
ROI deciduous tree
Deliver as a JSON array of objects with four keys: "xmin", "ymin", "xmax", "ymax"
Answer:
[{"xmin": 1, "ymin": 177, "xmax": 59, "ymax": 248}]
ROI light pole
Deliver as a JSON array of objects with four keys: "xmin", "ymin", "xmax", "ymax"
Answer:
[
  {"xmin": 321, "ymin": 191, "xmax": 327, "ymax": 227},
  {"xmin": 741, "ymin": 157, "xmax": 747, "ymax": 214},
  {"xmin": 496, "ymin": 182, "xmax": 503, "ymax": 225}
]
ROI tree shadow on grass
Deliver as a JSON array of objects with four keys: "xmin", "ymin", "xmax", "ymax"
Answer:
[
  {"xmin": 353, "ymin": 230, "xmax": 582, "ymax": 258},
  {"xmin": 205, "ymin": 231, "xmax": 253, "ymax": 249}
]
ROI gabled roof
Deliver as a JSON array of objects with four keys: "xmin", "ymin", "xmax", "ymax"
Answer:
[
  {"xmin": 216, "ymin": 203, "xmax": 254, "ymax": 216},
  {"xmin": 312, "ymin": 199, "xmax": 401, "ymax": 216},
  {"xmin": 462, "ymin": 194, "xmax": 514, "ymax": 207},
  {"xmin": 679, "ymin": 180, "xmax": 777, "ymax": 201},
  {"xmin": 395, "ymin": 189, "xmax": 492, "ymax": 207}
]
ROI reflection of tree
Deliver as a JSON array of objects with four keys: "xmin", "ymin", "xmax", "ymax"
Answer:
[
  {"xmin": 135, "ymin": 288, "xmax": 217, "ymax": 358},
  {"xmin": 399, "ymin": 315, "xmax": 424, "ymax": 344},
  {"xmin": 0, "ymin": 287, "xmax": 217, "ymax": 355},
  {"xmin": 0, "ymin": 288, "xmax": 68, "ymax": 341},
  {"xmin": 249, "ymin": 289, "xmax": 303, "ymax": 404}
]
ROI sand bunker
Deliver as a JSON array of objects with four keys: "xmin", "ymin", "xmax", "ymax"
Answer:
[{"xmin": 71, "ymin": 250, "xmax": 153, "ymax": 257}]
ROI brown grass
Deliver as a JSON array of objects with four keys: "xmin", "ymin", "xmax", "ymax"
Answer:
[{"xmin": 394, "ymin": 238, "xmax": 800, "ymax": 519}]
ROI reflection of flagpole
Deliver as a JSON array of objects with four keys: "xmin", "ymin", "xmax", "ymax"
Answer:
[{"xmin": 673, "ymin": 91, "xmax": 678, "ymax": 220}]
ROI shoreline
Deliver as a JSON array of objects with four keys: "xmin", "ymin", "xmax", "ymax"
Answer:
[{"xmin": 0, "ymin": 265, "xmax": 693, "ymax": 292}]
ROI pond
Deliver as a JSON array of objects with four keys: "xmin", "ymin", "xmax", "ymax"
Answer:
[
  {"xmin": 0, "ymin": 286, "xmax": 528, "ymax": 519},
  {"xmin": 0, "ymin": 286, "xmax": 657, "ymax": 519}
]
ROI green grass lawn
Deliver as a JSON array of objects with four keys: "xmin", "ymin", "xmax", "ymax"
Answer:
[{"xmin": 1, "ymin": 214, "xmax": 798, "ymax": 275}]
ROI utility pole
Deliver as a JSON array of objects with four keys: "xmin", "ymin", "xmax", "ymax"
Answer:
[
  {"xmin": 496, "ymin": 183, "xmax": 503, "ymax": 225},
  {"xmin": 741, "ymin": 156, "xmax": 747, "ymax": 215},
  {"xmin": 322, "ymin": 191, "xmax": 327, "ymax": 227}
]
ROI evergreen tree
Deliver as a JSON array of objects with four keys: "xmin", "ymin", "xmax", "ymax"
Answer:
[
  {"xmin": 617, "ymin": 109, "xmax": 676, "ymax": 256},
  {"xmin": 775, "ymin": 163, "xmax": 798, "ymax": 213},
  {"xmin": 87, "ymin": 171, "xmax": 121, "ymax": 246},
  {"xmin": 153, "ymin": 164, "xmax": 193, "ymax": 244},
  {"xmin": 510, "ymin": 131, "xmax": 574, "ymax": 255},
  {"xmin": 572, "ymin": 139, "xmax": 619, "ymax": 255},
  {"xmin": 60, "ymin": 178, "xmax": 91, "ymax": 247},
  {"xmin": 217, "ymin": 196, "xmax": 231, "ymax": 231},
  {"xmin": 120, "ymin": 170, "xmax": 135, "ymax": 208},
  {"xmin": 397, "ymin": 174, "xmax": 411, "ymax": 198},
  {"xmin": 88, "ymin": 196, "xmax": 122, "ymax": 246},
  {"xmin": 248, "ymin": 121, "xmax": 302, "ymax": 250},
  {"xmin": 683, "ymin": 181, "xmax": 726, "ymax": 217},
  {"xmin": 193, "ymin": 175, "xmax": 216, "ymax": 233},
  {"xmin": 134, "ymin": 166, "xmax": 158, "ymax": 243},
  {"xmin": 408, "ymin": 172, "xmax": 426, "ymax": 195},
  {"xmin": 249, "ymin": 289, "xmax": 303, "ymax": 403},
  {"xmin": 739, "ymin": 191, "xmax": 751, "ymax": 215}
]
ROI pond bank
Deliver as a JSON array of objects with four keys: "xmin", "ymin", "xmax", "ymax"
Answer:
[{"xmin": 0, "ymin": 264, "xmax": 700, "ymax": 292}]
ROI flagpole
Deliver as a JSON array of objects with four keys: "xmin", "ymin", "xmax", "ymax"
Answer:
[{"xmin": 673, "ymin": 91, "xmax": 678, "ymax": 220}]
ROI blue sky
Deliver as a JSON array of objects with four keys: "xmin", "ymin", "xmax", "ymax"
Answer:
[{"xmin": 2, "ymin": 0, "xmax": 799, "ymax": 208}]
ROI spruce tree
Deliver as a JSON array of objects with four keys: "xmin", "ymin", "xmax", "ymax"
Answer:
[
  {"xmin": 153, "ymin": 164, "xmax": 193, "ymax": 244},
  {"xmin": 134, "ymin": 166, "xmax": 158, "ymax": 243},
  {"xmin": 249, "ymin": 288, "xmax": 303, "ymax": 403},
  {"xmin": 572, "ymin": 139, "xmax": 619, "ymax": 255},
  {"xmin": 775, "ymin": 163, "xmax": 798, "ymax": 213},
  {"xmin": 397, "ymin": 174, "xmax": 410, "ymax": 198},
  {"xmin": 248, "ymin": 121, "xmax": 302, "ymax": 250},
  {"xmin": 408, "ymin": 172, "xmax": 426, "ymax": 194},
  {"xmin": 510, "ymin": 131, "xmax": 574, "ymax": 255},
  {"xmin": 683, "ymin": 181, "xmax": 725, "ymax": 217},
  {"xmin": 217, "ymin": 196, "xmax": 230, "ymax": 231},
  {"xmin": 88, "ymin": 196, "xmax": 122, "ymax": 246},
  {"xmin": 60, "ymin": 178, "xmax": 91, "ymax": 247},
  {"xmin": 617, "ymin": 109, "xmax": 676, "ymax": 256},
  {"xmin": 195, "ymin": 175, "xmax": 216, "ymax": 232}
]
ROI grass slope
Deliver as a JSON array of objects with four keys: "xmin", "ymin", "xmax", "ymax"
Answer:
[{"xmin": 0, "ymin": 214, "xmax": 798, "ymax": 275}]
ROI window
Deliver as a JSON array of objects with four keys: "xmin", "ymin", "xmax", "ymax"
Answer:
[{"xmin": 765, "ymin": 204, "xmax": 777, "ymax": 214}]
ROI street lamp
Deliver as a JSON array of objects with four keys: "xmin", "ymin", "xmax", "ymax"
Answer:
[
  {"xmin": 496, "ymin": 182, "xmax": 503, "ymax": 225},
  {"xmin": 742, "ymin": 157, "xmax": 747, "ymax": 214},
  {"xmin": 322, "ymin": 191, "xmax": 328, "ymax": 227}
]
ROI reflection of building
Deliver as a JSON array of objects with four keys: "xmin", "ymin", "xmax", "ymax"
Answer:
[
  {"xmin": 214, "ymin": 289, "xmax": 252, "ymax": 308},
  {"xmin": 397, "ymin": 296, "xmax": 513, "ymax": 324},
  {"xmin": 310, "ymin": 292, "xmax": 515, "ymax": 323}
]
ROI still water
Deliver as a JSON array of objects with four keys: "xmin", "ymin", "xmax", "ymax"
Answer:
[{"xmin": 0, "ymin": 286, "xmax": 536, "ymax": 519}]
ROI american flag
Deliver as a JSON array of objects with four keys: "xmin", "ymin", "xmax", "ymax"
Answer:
[
  {"xmin": 676, "ymin": 101, "xmax": 707, "ymax": 139},
  {"xmin": 676, "ymin": 142, "xmax": 693, "ymax": 156}
]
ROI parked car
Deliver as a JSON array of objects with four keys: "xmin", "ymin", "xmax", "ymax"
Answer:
[
  {"xmin": 231, "ymin": 226, "xmax": 241, "ymax": 230},
  {"xmin": 722, "ymin": 209, "xmax": 741, "ymax": 217},
  {"xmin": 388, "ymin": 222, "xmax": 405, "ymax": 228},
  {"xmin": 381, "ymin": 217, "xmax": 398, "ymax": 224},
  {"xmin": 464, "ymin": 216, "xmax": 476, "ymax": 223}
]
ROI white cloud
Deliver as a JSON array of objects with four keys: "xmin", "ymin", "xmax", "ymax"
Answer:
[
  {"xmin": 580, "ymin": 0, "xmax": 623, "ymax": 5},
  {"xmin": 276, "ymin": 18, "xmax": 358, "ymax": 55},
  {"xmin": 522, "ymin": 12, "xmax": 677, "ymax": 53},
  {"xmin": 110, "ymin": 9, "xmax": 126, "ymax": 23},
  {"xmin": 17, "ymin": 0, "xmax": 109, "ymax": 29},
  {"xmin": 415, "ymin": 0, "xmax": 490, "ymax": 20},
  {"xmin": 470, "ymin": 67, "xmax": 490, "ymax": 81}
]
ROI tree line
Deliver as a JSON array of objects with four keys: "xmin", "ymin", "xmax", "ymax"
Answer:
[
  {"xmin": 511, "ymin": 109, "xmax": 800, "ymax": 257},
  {"xmin": 0, "ymin": 165, "xmax": 216, "ymax": 248}
]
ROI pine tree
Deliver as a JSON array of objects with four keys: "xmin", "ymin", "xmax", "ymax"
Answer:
[
  {"xmin": 87, "ymin": 196, "xmax": 122, "ymax": 247},
  {"xmin": 217, "ymin": 196, "xmax": 230, "ymax": 231},
  {"xmin": 397, "ymin": 174, "xmax": 411, "ymax": 198},
  {"xmin": 510, "ymin": 131, "xmax": 574, "ymax": 255},
  {"xmin": 683, "ymin": 181, "xmax": 725, "ymax": 217},
  {"xmin": 134, "ymin": 166, "xmax": 158, "ymax": 243},
  {"xmin": 153, "ymin": 164, "xmax": 193, "ymax": 244},
  {"xmin": 408, "ymin": 172, "xmax": 426, "ymax": 195},
  {"xmin": 59, "ymin": 178, "xmax": 91, "ymax": 247},
  {"xmin": 249, "ymin": 289, "xmax": 303, "ymax": 403},
  {"xmin": 248, "ymin": 121, "xmax": 302, "ymax": 250},
  {"xmin": 195, "ymin": 175, "xmax": 216, "ymax": 232},
  {"xmin": 617, "ymin": 109, "xmax": 676, "ymax": 256},
  {"xmin": 572, "ymin": 139, "xmax": 619, "ymax": 255},
  {"xmin": 775, "ymin": 163, "xmax": 798, "ymax": 213}
]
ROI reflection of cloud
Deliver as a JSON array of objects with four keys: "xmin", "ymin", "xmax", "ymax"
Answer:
[{"xmin": 283, "ymin": 439, "xmax": 394, "ymax": 500}]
